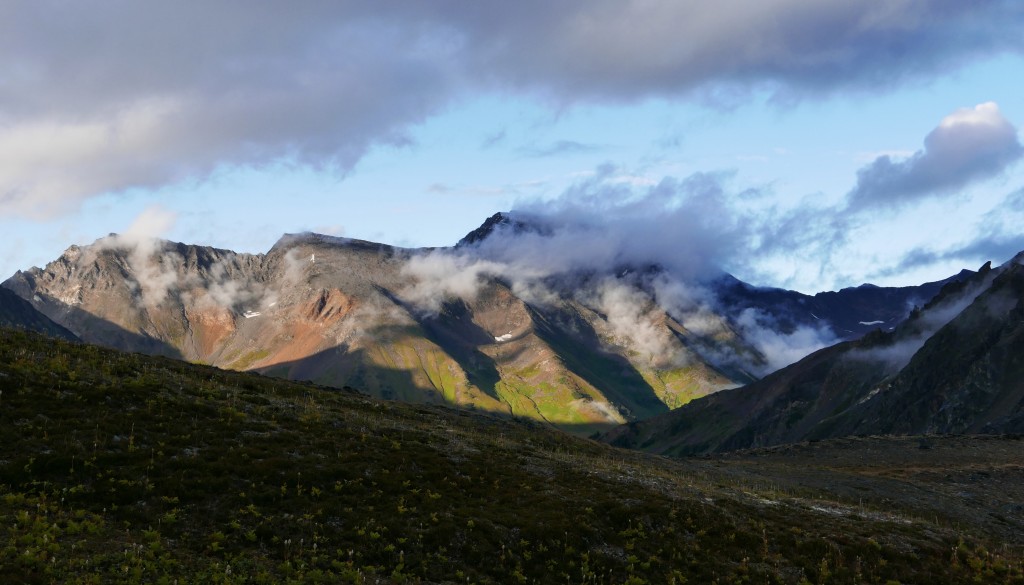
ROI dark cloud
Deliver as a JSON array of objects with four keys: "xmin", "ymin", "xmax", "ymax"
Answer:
[
  {"xmin": 875, "ymin": 234, "xmax": 1024, "ymax": 279},
  {"xmin": 440, "ymin": 0, "xmax": 1024, "ymax": 101},
  {"xmin": 2, "ymin": 2, "xmax": 1023, "ymax": 217},
  {"xmin": 846, "ymin": 103, "xmax": 1022, "ymax": 212},
  {"xmin": 480, "ymin": 130, "xmax": 507, "ymax": 149}
]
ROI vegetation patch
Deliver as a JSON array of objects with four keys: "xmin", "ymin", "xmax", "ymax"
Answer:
[{"xmin": 0, "ymin": 328, "xmax": 1021, "ymax": 583}]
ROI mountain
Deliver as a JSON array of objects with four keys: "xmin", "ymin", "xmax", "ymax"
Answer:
[
  {"xmin": 712, "ymin": 269, "xmax": 972, "ymax": 341},
  {"xmin": 455, "ymin": 211, "xmax": 552, "ymax": 247},
  {"xmin": 3, "ymin": 233, "xmax": 738, "ymax": 432},
  {"xmin": 0, "ymin": 285, "xmax": 77, "ymax": 340},
  {"xmin": 605, "ymin": 256, "xmax": 1024, "ymax": 455},
  {"xmin": 1, "ymin": 215, "xmax": 969, "ymax": 432},
  {"xmin": 1, "ymin": 326, "xmax": 1021, "ymax": 583}
]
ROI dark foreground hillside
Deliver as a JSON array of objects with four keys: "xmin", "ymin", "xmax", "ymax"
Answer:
[{"xmin": 1, "ymin": 328, "xmax": 1022, "ymax": 584}]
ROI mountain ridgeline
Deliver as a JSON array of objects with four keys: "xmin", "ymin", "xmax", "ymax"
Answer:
[
  {"xmin": 2, "ymin": 213, "xmax": 968, "ymax": 433},
  {"xmin": 606, "ymin": 256, "xmax": 1024, "ymax": 455}
]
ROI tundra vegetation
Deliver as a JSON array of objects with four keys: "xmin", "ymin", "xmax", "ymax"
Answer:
[{"xmin": 1, "ymin": 328, "xmax": 1021, "ymax": 583}]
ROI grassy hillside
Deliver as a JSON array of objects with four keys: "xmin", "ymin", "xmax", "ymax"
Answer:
[{"xmin": 1, "ymin": 328, "xmax": 1022, "ymax": 583}]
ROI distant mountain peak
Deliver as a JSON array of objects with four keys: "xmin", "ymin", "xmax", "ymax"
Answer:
[
  {"xmin": 270, "ymin": 232, "xmax": 400, "ymax": 255},
  {"xmin": 456, "ymin": 211, "xmax": 552, "ymax": 248}
]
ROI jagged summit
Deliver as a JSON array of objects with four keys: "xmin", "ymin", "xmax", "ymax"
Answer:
[{"xmin": 455, "ymin": 211, "xmax": 552, "ymax": 247}]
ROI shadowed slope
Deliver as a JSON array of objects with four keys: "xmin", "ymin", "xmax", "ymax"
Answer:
[
  {"xmin": 1, "ymin": 327, "xmax": 1021, "ymax": 583},
  {"xmin": 607, "ymin": 259, "xmax": 1024, "ymax": 455}
]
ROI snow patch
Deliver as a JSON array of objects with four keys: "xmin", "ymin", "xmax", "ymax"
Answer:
[
  {"xmin": 243, "ymin": 311, "xmax": 262, "ymax": 319},
  {"xmin": 494, "ymin": 332, "xmax": 513, "ymax": 342},
  {"xmin": 859, "ymin": 320, "xmax": 884, "ymax": 326}
]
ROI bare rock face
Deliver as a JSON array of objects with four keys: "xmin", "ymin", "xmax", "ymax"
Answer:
[
  {"xmin": 0, "ymin": 286, "xmax": 77, "ymax": 340},
  {"xmin": 2, "ymin": 221, "xmax": 968, "ymax": 434}
]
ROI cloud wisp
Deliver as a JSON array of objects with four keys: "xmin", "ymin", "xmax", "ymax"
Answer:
[
  {"xmin": 849, "ymin": 268, "xmax": 999, "ymax": 371},
  {"xmin": 93, "ymin": 205, "xmax": 182, "ymax": 306}
]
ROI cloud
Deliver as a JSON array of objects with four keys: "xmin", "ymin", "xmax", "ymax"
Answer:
[
  {"xmin": 93, "ymin": 205, "xmax": 181, "ymax": 305},
  {"xmin": 3, "ymin": 2, "xmax": 1022, "ymax": 216},
  {"xmin": 396, "ymin": 167, "xmax": 842, "ymax": 372},
  {"xmin": 0, "ymin": 4, "xmax": 456, "ymax": 218},
  {"xmin": 519, "ymin": 140, "xmax": 603, "ymax": 158},
  {"xmin": 849, "ymin": 268, "xmax": 998, "ymax": 370},
  {"xmin": 89, "ymin": 204, "xmax": 277, "ymax": 311},
  {"xmin": 867, "ymin": 186, "xmax": 1024, "ymax": 279},
  {"xmin": 446, "ymin": 1, "xmax": 1024, "ymax": 102},
  {"xmin": 472, "ymin": 165, "xmax": 749, "ymax": 279},
  {"xmin": 400, "ymin": 252, "xmax": 507, "ymax": 313},
  {"xmin": 881, "ymin": 235, "xmax": 1024, "ymax": 278},
  {"xmin": 734, "ymin": 308, "xmax": 838, "ymax": 374},
  {"xmin": 587, "ymin": 277, "xmax": 688, "ymax": 367},
  {"xmin": 480, "ymin": 130, "xmax": 507, "ymax": 149},
  {"xmin": 847, "ymin": 102, "xmax": 1023, "ymax": 212}
]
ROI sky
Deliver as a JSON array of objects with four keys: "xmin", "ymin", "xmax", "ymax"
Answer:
[{"xmin": 2, "ymin": 1, "xmax": 1023, "ymax": 294}]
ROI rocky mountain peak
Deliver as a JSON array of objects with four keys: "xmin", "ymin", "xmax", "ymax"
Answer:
[{"xmin": 456, "ymin": 211, "xmax": 552, "ymax": 248}]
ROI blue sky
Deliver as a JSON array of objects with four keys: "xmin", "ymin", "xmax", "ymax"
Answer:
[{"xmin": 2, "ymin": 2, "xmax": 1023, "ymax": 293}]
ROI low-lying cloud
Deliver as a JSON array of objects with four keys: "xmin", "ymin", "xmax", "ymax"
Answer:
[
  {"xmin": 849, "ymin": 268, "xmax": 999, "ymax": 370},
  {"xmin": 734, "ymin": 309, "xmax": 838, "ymax": 374},
  {"xmin": 94, "ymin": 205, "xmax": 181, "ymax": 305},
  {"xmin": 397, "ymin": 168, "xmax": 839, "ymax": 374}
]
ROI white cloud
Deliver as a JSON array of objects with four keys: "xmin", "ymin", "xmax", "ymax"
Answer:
[
  {"xmin": 93, "ymin": 205, "xmax": 181, "ymax": 305},
  {"xmin": 735, "ymin": 308, "xmax": 838, "ymax": 374},
  {"xmin": 847, "ymin": 102, "xmax": 1022, "ymax": 211}
]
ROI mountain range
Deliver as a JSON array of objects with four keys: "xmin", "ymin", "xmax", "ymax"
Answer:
[
  {"xmin": 0, "ymin": 212, "xmax": 966, "ymax": 434},
  {"xmin": 605, "ymin": 254, "xmax": 1024, "ymax": 455}
]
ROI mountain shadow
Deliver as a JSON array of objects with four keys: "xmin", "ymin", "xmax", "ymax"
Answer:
[
  {"xmin": 526, "ymin": 303, "xmax": 667, "ymax": 420},
  {"xmin": 604, "ymin": 259, "xmax": 1024, "ymax": 456},
  {"xmin": 0, "ymin": 287, "xmax": 77, "ymax": 340},
  {"xmin": 373, "ymin": 286, "xmax": 504, "ymax": 403},
  {"xmin": 53, "ymin": 303, "xmax": 184, "ymax": 360}
]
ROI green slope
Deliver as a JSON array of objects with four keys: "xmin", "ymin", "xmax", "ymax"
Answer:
[{"xmin": 0, "ymin": 328, "xmax": 1021, "ymax": 584}]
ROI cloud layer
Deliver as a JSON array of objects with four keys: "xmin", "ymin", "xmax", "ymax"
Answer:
[
  {"xmin": 2, "ymin": 2, "xmax": 1022, "ymax": 217},
  {"xmin": 400, "ymin": 168, "xmax": 837, "ymax": 373}
]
